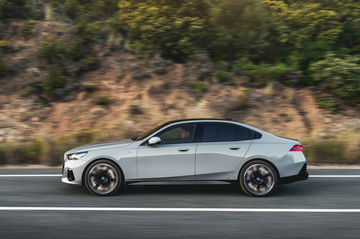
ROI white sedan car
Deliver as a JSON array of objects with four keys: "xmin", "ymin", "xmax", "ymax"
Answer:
[{"xmin": 62, "ymin": 119, "xmax": 308, "ymax": 196}]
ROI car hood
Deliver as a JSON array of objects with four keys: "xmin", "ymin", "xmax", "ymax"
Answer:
[{"xmin": 66, "ymin": 140, "xmax": 134, "ymax": 154}]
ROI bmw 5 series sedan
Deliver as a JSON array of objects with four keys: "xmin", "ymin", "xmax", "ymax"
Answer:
[{"xmin": 62, "ymin": 118, "xmax": 308, "ymax": 197}]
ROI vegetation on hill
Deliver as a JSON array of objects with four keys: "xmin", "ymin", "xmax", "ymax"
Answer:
[
  {"xmin": 1, "ymin": 0, "xmax": 359, "ymax": 107},
  {"xmin": 0, "ymin": 0, "xmax": 359, "ymax": 165}
]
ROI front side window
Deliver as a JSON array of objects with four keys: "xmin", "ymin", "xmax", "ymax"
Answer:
[
  {"xmin": 199, "ymin": 123, "xmax": 253, "ymax": 142},
  {"xmin": 156, "ymin": 124, "xmax": 197, "ymax": 144}
]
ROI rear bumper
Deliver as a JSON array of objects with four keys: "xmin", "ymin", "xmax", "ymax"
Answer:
[{"xmin": 279, "ymin": 163, "xmax": 308, "ymax": 184}]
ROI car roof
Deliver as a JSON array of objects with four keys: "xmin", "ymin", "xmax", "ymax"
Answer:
[
  {"xmin": 163, "ymin": 118, "xmax": 236, "ymax": 125},
  {"xmin": 162, "ymin": 118, "xmax": 266, "ymax": 134}
]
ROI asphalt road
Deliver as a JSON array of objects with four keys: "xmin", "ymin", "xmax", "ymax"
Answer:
[{"xmin": 0, "ymin": 168, "xmax": 360, "ymax": 239}]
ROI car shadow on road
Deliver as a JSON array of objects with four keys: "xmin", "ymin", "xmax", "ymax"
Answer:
[{"xmin": 60, "ymin": 180, "xmax": 328, "ymax": 197}]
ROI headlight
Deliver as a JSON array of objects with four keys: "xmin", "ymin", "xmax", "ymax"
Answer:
[{"xmin": 67, "ymin": 151, "xmax": 88, "ymax": 160}]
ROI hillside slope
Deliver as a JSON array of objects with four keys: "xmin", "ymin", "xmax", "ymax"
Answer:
[{"xmin": 0, "ymin": 1, "xmax": 359, "ymax": 164}]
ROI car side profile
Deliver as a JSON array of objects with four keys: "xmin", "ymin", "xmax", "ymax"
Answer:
[{"xmin": 62, "ymin": 119, "xmax": 308, "ymax": 197}]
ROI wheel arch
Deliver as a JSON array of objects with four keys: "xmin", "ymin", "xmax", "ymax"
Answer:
[
  {"xmin": 81, "ymin": 157, "xmax": 125, "ymax": 186},
  {"xmin": 238, "ymin": 158, "xmax": 280, "ymax": 181}
]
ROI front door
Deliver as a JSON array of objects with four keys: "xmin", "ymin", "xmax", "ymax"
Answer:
[{"xmin": 137, "ymin": 123, "xmax": 198, "ymax": 180}]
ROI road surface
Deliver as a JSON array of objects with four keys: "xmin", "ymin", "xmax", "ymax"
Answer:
[{"xmin": 0, "ymin": 168, "xmax": 359, "ymax": 238}]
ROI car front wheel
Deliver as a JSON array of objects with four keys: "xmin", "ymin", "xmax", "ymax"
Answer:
[
  {"xmin": 239, "ymin": 160, "xmax": 278, "ymax": 197},
  {"xmin": 84, "ymin": 160, "xmax": 124, "ymax": 196}
]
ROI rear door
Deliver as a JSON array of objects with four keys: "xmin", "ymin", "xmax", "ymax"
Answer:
[{"xmin": 195, "ymin": 122, "xmax": 253, "ymax": 180}]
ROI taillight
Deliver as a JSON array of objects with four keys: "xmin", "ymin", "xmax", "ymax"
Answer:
[{"xmin": 290, "ymin": 145, "xmax": 303, "ymax": 151}]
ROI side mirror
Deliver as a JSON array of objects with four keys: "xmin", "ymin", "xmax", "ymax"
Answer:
[{"xmin": 148, "ymin": 136, "xmax": 161, "ymax": 145}]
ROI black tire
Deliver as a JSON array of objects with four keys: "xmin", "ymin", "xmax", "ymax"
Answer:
[
  {"xmin": 84, "ymin": 160, "xmax": 124, "ymax": 196},
  {"xmin": 239, "ymin": 160, "xmax": 278, "ymax": 197}
]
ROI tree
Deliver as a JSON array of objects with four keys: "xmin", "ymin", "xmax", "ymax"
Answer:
[
  {"xmin": 209, "ymin": 0, "xmax": 272, "ymax": 61},
  {"xmin": 309, "ymin": 54, "xmax": 360, "ymax": 106},
  {"xmin": 117, "ymin": 0, "xmax": 211, "ymax": 60},
  {"xmin": 0, "ymin": 0, "xmax": 27, "ymax": 20}
]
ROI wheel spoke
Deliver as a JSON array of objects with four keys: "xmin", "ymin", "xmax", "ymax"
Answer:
[
  {"xmin": 88, "ymin": 163, "xmax": 119, "ymax": 194},
  {"xmin": 243, "ymin": 163, "xmax": 275, "ymax": 196}
]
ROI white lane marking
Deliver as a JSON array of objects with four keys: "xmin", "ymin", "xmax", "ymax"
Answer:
[
  {"xmin": 0, "ymin": 207, "xmax": 359, "ymax": 212},
  {"xmin": 0, "ymin": 174, "xmax": 62, "ymax": 177},
  {"xmin": 309, "ymin": 175, "xmax": 360, "ymax": 178}
]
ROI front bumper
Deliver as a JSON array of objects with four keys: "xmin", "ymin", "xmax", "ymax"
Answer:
[
  {"xmin": 279, "ymin": 163, "xmax": 308, "ymax": 184},
  {"xmin": 61, "ymin": 156, "xmax": 88, "ymax": 186}
]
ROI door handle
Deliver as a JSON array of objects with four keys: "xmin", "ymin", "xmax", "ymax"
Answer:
[
  {"xmin": 178, "ymin": 148, "xmax": 189, "ymax": 152},
  {"xmin": 229, "ymin": 147, "xmax": 240, "ymax": 150}
]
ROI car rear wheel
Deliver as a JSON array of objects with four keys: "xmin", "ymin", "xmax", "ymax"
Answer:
[
  {"xmin": 239, "ymin": 160, "xmax": 278, "ymax": 197},
  {"xmin": 84, "ymin": 160, "xmax": 124, "ymax": 196}
]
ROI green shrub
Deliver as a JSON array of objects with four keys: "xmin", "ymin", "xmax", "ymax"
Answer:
[
  {"xmin": 118, "ymin": 0, "xmax": 210, "ymax": 60},
  {"xmin": 193, "ymin": 81, "xmax": 206, "ymax": 93},
  {"xmin": 42, "ymin": 63, "xmax": 64, "ymax": 99},
  {"xmin": 316, "ymin": 93, "xmax": 342, "ymax": 114},
  {"xmin": 215, "ymin": 71, "xmax": 231, "ymax": 82},
  {"xmin": 235, "ymin": 57, "xmax": 294, "ymax": 87},
  {"xmin": 19, "ymin": 20, "xmax": 36, "ymax": 39},
  {"xmin": 231, "ymin": 88, "xmax": 251, "ymax": 110},
  {"xmin": 45, "ymin": 130, "xmax": 97, "ymax": 165},
  {"xmin": 309, "ymin": 54, "xmax": 360, "ymax": 107},
  {"xmin": 0, "ymin": 58, "xmax": 7, "ymax": 77},
  {"xmin": 128, "ymin": 104, "xmax": 143, "ymax": 115},
  {"xmin": 74, "ymin": 130, "xmax": 96, "ymax": 145},
  {"xmin": 148, "ymin": 82, "xmax": 171, "ymax": 95},
  {"xmin": 0, "ymin": 130, "xmax": 101, "ymax": 166},
  {"xmin": 0, "ymin": 145, "xmax": 6, "ymax": 165},
  {"xmin": 82, "ymin": 83, "xmax": 99, "ymax": 93},
  {"xmin": 92, "ymin": 95, "xmax": 112, "ymax": 106},
  {"xmin": 75, "ymin": 21, "xmax": 106, "ymax": 44},
  {"xmin": 0, "ymin": 40, "xmax": 12, "ymax": 51},
  {"xmin": 38, "ymin": 38, "xmax": 66, "ymax": 64},
  {"xmin": 1, "ymin": 139, "xmax": 46, "ymax": 165},
  {"xmin": 0, "ymin": 0, "xmax": 27, "ymax": 20},
  {"xmin": 64, "ymin": 0, "xmax": 83, "ymax": 19},
  {"xmin": 209, "ymin": 0, "xmax": 271, "ymax": 61},
  {"xmin": 304, "ymin": 140, "xmax": 358, "ymax": 164}
]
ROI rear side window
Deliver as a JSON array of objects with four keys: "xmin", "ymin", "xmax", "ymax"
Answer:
[{"xmin": 198, "ymin": 123, "xmax": 253, "ymax": 142}]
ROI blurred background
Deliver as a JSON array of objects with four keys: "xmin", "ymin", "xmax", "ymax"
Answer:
[{"xmin": 0, "ymin": 0, "xmax": 359, "ymax": 166}]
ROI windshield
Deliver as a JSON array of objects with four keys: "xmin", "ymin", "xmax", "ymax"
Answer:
[{"xmin": 133, "ymin": 121, "xmax": 172, "ymax": 141}]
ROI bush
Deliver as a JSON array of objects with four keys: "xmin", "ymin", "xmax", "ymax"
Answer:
[
  {"xmin": 0, "ymin": 0, "xmax": 27, "ymax": 20},
  {"xmin": 0, "ymin": 139, "xmax": 46, "ymax": 165},
  {"xmin": 231, "ymin": 88, "xmax": 251, "ymax": 110},
  {"xmin": 305, "ymin": 140, "xmax": 359, "ymax": 164},
  {"xmin": 0, "ymin": 58, "xmax": 7, "ymax": 77},
  {"xmin": 64, "ymin": 0, "xmax": 83, "ymax": 19},
  {"xmin": 92, "ymin": 95, "xmax": 112, "ymax": 106},
  {"xmin": 19, "ymin": 20, "xmax": 36, "ymax": 39},
  {"xmin": 118, "ymin": 0, "xmax": 211, "ymax": 60},
  {"xmin": 215, "ymin": 71, "xmax": 231, "ymax": 82},
  {"xmin": 316, "ymin": 93, "xmax": 342, "ymax": 114},
  {"xmin": 209, "ymin": 0, "xmax": 271, "ymax": 61},
  {"xmin": 235, "ymin": 57, "xmax": 294, "ymax": 87},
  {"xmin": 38, "ymin": 38, "xmax": 66, "ymax": 64},
  {"xmin": 0, "ymin": 130, "xmax": 100, "ymax": 166},
  {"xmin": 193, "ymin": 81, "xmax": 206, "ymax": 93},
  {"xmin": 44, "ymin": 130, "xmax": 97, "ymax": 165},
  {"xmin": 148, "ymin": 81, "xmax": 171, "ymax": 95},
  {"xmin": 309, "ymin": 54, "xmax": 360, "ymax": 107},
  {"xmin": 42, "ymin": 63, "xmax": 64, "ymax": 99},
  {"xmin": 82, "ymin": 83, "xmax": 99, "ymax": 93},
  {"xmin": 0, "ymin": 40, "xmax": 12, "ymax": 51},
  {"xmin": 128, "ymin": 104, "xmax": 143, "ymax": 115}
]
